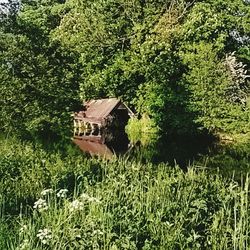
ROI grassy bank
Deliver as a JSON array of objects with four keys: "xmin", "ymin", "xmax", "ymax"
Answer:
[{"xmin": 0, "ymin": 137, "xmax": 249, "ymax": 249}]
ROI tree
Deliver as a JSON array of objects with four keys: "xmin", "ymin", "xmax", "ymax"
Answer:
[
  {"xmin": 0, "ymin": 0, "xmax": 249, "ymax": 137},
  {"xmin": 0, "ymin": 0, "xmax": 82, "ymax": 137},
  {"xmin": 179, "ymin": 0, "xmax": 250, "ymax": 133}
]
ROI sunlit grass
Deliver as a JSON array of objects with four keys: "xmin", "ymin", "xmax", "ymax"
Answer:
[{"xmin": 0, "ymin": 137, "xmax": 249, "ymax": 249}]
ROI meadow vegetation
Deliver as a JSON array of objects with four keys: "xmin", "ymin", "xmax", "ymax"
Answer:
[
  {"xmin": 0, "ymin": 0, "xmax": 249, "ymax": 137},
  {"xmin": 0, "ymin": 137, "xmax": 250, "ymax": 249}
]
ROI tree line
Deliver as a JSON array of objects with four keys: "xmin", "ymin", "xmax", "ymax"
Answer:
[{"xmin": 0, "ymin": 0, "xmax": 249, "ymax": 138}]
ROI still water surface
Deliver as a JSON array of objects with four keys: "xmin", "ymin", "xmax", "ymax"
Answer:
[{"xmin": 72, "ymin": 130, "xmax": 250, "ymax": 177}]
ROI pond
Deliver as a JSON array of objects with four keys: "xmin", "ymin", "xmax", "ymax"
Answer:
[{"xmin": 72, "ymin": 129, "xmax": 250, "ymax": 178}]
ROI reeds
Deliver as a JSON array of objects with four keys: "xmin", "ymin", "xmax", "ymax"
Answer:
[{"xmin": 0, "ymin": 137, "xmax": 249, "ymax": 249}]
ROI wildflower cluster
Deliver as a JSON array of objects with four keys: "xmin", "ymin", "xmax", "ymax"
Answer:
[
  {"xmin": 93, "ymin": 229, "xmax": 104, "ymax": 236},
  {"xmin": 18, "ymin": 239, "xmax": 29, "ymax": 250},
  {"xmin": 69, "ymin": 199, "xmax": 84, "ymax": 212},
  {"xmin": 57, "ymin": 189, "xmax": 68, "ymax": 198},
  {"xmin": 80, "ymin": 193, "xmax": 101, "ymax": 203},
  {"xmin": 70, "ymin": 228, "xmax": 82, "ymax": 239},
  {"xmin": 41, "ymin": 188, "xmax": 53, "ymax": 196},
  {"xmin": 68, "ymin": 193, "xmax": 100, "ymax": 213},
  {"xmin": 37, "ymin": 228, "xmax": 52, "ymax": 245},
  {"xmin": 33, "ymin": 198, "xmax": 48, "ymax": 212},
  {"xmin": 19, "ymin": 225, "xmax": 28, "ymax": 234}
]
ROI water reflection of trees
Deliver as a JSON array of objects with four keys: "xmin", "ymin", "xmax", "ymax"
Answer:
[{"xmin": 127, "ymin": 133, "xmax": 215, "ymax": 168}]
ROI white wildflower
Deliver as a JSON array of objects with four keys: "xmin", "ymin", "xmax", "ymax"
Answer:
[
  {"xmin": 19, "ymin": 225, "xmax": 28, "ymax": 234},
  {"xmin": 93, "ymin": 229, "xmax": 104, "ymax": 236},
  {"xmin": 37, "ymin": 228, "xmax": 52, "ymax": 245},
  {"xmin": 18, "ymin": 239, "xmax": 29, "ymax": 250},
  {"xmin": 80, "ymin": 193, "xmax": 91, "ymax": 200},
  {"xmin": 69, "ymin": 199, "xmax": 84, "ymax": 212},
  {"xmin": 75, "ymin": 234, "xmax": 81, "ymax": 239},
  {"xmin": 56, "ymin": 189, "xmax": 68, "ymax": 198},
  {"xmin": 70, "ymin": 228, "xmax": 81, "ymax": 239},
  {"xmin": 88, "ymin": 197, "xmax": 101, "ymax": 203},
  {"xmin": 80, "ymin": 193, "xmax": 101, "ymax": 203},
  {"xmin": 41, "ymin": 188, "xmax": 53, "ymax": 196},
  {"xmin": 33, "ymin": 199, "xmax": 48, "ymax": 211}
]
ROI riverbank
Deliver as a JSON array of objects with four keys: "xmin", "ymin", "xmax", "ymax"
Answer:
[{"xmin": 0, "ymin": 137, "xmax": 250, "ymax": 249}]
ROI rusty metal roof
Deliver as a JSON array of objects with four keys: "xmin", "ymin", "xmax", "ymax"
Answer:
[{"xmin": 84, "ymin": 98, "xmax": 121, "ymax": 119}]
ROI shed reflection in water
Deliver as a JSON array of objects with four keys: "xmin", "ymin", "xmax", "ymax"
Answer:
[
  {"xmin": 73, "ymin": 130, "xmax": 215, "ymax": 167},
  {"xmin": 73, "ymin": 130, "xmax": 130, "ymax": 159}
]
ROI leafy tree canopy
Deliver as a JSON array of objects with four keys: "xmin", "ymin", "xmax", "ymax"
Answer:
[{"xmin": 0, "ymin": 0, "xmax": 249, "ymax": 137}]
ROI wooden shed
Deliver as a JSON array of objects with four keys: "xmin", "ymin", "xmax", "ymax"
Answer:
[{"xmin": 73, "ymin": 98, "xmax": 134, "ymax": 138}]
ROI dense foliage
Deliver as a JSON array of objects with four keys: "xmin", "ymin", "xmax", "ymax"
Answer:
[
  {"xmin": 0, "ymin": 0, "xmax": 82, "ymax": 137},
  {"xmin": 0, "ymin": 0, "xmax": 249, "ymax": 136},
  {"xmin": 0, "ymin": 137, "xmax": 250, "ymax": 249}
]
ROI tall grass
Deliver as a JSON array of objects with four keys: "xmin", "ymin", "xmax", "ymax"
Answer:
[{"xmin": 0, "ymin": 137, "xmax": 249, "ymax": 249}]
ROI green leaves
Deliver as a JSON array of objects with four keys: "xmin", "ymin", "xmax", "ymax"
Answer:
[
  {"xmin": 0, "ymin": 0, "xmax": 249, "ymax": 137},
  {"xmin": 178, "ymin": 0, "xmax": 250, "ymax": 134},
  {"xmin": 180, "ymin": 42, "xmax": 246, "ymax": 133},
  {"xmin": 0, "ymin": 0, "xmax": 81, "ymax": 137}
]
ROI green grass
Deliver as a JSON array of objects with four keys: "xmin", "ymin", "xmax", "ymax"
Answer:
[{"xmin": 0, "ymin": 137, "xmax": 250, "ymax": 249}]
